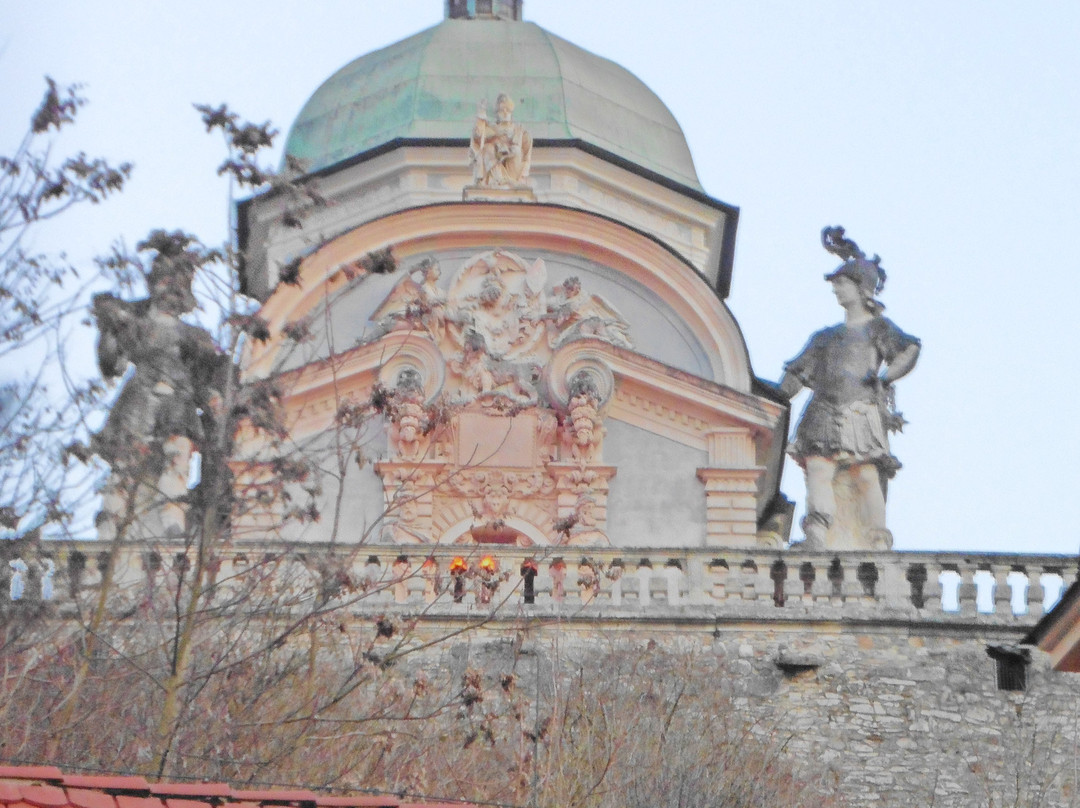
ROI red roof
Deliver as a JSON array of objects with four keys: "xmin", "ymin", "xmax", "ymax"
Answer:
[{"xmin": 0, "ymin": 768, "xmax": 472, "ymax": 808}]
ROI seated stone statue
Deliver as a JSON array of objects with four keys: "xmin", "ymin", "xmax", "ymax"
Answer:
[
  {"xmin": 779, "ymin": 227, "xmax": 920, "ymax": 550},
  {"xmin": 469, "ymin": 94, "xmax": 532, "ymax": 188}
]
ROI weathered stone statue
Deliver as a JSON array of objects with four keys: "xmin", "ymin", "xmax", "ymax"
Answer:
[
  {"xmin": 779, "ymin": 227, "xmax": 920, "ymax": 550},
  {"xmin": 92, "ymin": 237, "xmax": 225, "ymax": 540},
  {"xmin": 469, "ymin": 94, "xmax": 533, "ymax": 188}
]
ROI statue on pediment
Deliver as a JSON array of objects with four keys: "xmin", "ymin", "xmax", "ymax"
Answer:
[
  {"xmin": 779, "ymin": 226, "xmax": 920, "ymax": 550},
  {"xmin": 469, "ymin": 94, "xmax": 533, "ymax": 189}
]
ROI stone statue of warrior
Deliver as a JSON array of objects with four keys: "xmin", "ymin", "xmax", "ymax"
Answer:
[
  {"xmin": 779, "ymin": 227, "xmax": 920, "ymax": 550},
  {"xmin": 91, "ymin": 235, "xmax": 224, "ymax": 540}
]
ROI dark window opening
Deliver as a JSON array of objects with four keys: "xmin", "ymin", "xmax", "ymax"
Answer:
[{"xmin": 987, "ymin": 645, "xmax": 1030, "ymax": 691}]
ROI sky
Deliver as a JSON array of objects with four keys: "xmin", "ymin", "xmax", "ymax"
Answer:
[{"xmin": 1, "ymin": 1, "xmax": 1078, "ymax": 555}]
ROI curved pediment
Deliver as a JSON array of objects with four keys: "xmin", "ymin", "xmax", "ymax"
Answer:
[
  {"xmin": 247, "ymin": 203, "xmax": 753, "ymax": 394},
  {"xmin": 240, "ymin": 203, "xmax": 786, "ymax": 550}
]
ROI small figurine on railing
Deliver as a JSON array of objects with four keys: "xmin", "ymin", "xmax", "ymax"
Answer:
[
  {"xmin": 476, "ymin": 555, "xmax": 500, "ymax": 605},
  {"xmin": 779, "ymin": 227, "xmax": 920, "ymax": 550},
  {"xmin": 520, "ymin": 558, "xmax": 539, "ymax": 604},
  {"xmin": 449, "ymin": 556, "xmax": 469, "ymax": 603}
]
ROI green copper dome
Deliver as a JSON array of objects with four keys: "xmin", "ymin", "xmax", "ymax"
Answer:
[{"xmin": 283, "ymin": 17, "xmax": 702, "ymax": 190}]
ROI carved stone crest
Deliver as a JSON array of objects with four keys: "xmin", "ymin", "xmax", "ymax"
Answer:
[{"xmin": 368, "ymin": 248, "xmax": 628, "ymax": 547}]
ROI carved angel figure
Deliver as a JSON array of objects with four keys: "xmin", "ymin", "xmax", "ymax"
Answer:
[
  {"xmin": 367, "ymin": 259, "xmax": 450, "ymax": 342},
  {"xmin": 469, "ymin": 94, "xmax": 533, "ymax": 188},
  {"xmin": 544, "ymin": 277, "xmax": 632, "ymax": 349}
]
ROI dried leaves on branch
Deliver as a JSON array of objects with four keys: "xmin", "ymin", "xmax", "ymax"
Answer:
[
  {"xmin": 1, "ymin": 79, "xmax": 132, "ymax": 544},
  {"xmin": 0, "ymin": 626, "xmax": 845, "ymax": 808}
]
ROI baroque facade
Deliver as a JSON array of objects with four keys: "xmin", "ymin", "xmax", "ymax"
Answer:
[{"xmin": 6, "ymin": 3, "xmax": 1080, "ymax": 805}]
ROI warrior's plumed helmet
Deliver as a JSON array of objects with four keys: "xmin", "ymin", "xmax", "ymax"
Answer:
[{"xmin": 821, "ymin": 226, "xmax": 886, "ymax": 311}]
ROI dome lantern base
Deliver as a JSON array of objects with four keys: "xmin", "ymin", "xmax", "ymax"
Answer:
[{"xmin": 446, "ymin": 0, "xmax": 522, "ymax": 20}]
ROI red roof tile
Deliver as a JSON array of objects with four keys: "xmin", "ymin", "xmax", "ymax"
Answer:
[
  {"xmin": 0, "ymin": 770, "xmax": 62, "ymax": 784},
  {"xmin": 64, "ymin": 789, "xmax": 116, "ymax": 808},
  {"xmin": 115, "ymin": 795, "xmax": 164, "ymax": 808},
  {"xmin": 0, "ymin": 768, "xmax": 478, "ymax": 808},
  {"xmin": 0, "ymin": 783, "xmax": 24, "ymax": 803},
  {"xmin": 20, "ymin": 786, "xmax": 69, "ymax": 808},
  {"xmin": 230, "ymin": 792, "xmax": 317, "ymax": 804},
  {"xmin": 164, "ymin": 799, "xmax": 210, "ymax": 808},
  {"xmin": 62, "ymin": 778, "xmax": 150, "ymax": 794},
  {"xmin": 150, "ymin": 785, "xmax": 230, "ymax": 799}
]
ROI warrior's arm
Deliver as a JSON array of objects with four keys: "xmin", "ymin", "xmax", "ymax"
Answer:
[
  {"xmin": 881, "ymin": 343, "xmax": 919, "ymax": 384},
  {"xmin": 92, "ymin": 293, "xmax": 137, "ymax": 379},
  {"xmin": 777, "ymin": 371, "xmax": 804, "ymax": 399}
]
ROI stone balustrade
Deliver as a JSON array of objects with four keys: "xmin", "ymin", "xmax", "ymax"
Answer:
[{"xmin": 6, "ymin": 542, "xmax": 1073, "ymax": 627}]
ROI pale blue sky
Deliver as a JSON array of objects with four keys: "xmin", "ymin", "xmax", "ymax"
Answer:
[{"xmin": 2, "ymin": 1, "xmax": 1078, "ymax": 554}]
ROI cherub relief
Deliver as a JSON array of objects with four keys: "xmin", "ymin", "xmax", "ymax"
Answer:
[
  {"xmin": 543, "ymin": 276, "xmax": 632, "ymax": 349},
  {"xmin": 368, "ymin": 258, "xmax": 450, "ymax": 341}
]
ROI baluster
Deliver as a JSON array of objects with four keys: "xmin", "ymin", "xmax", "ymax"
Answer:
[
  {"xmin": 826, "ymin": 557, "xmax": 845, "ymax": 605},
  {"xmin": 1026, "ymin": 569, "xmax": 1046, "ymax": 616},
  {"xmin": 739, "ymin": 560, "xmax": 759, "ymax": 601},
  {"xmin": 608, "ymin": 561, "xmax": 624, "ymax": 606},
  {"xmin": 839, "ymin": 558, "xmax": 864, "ymax": 601},
  {"xmin": 708, "ymin": 560, "xmax": 730, "ymax": 601},
  {"xmin": 549, "ymin": 559, "xmax": 567, "ymax": 604},
  {"xmin": 784, "ymin": 558, "xmax": 809, "ymax": 605},
  {"xmin": 392, "ymin": 556, "xmax": 410, "ymax": 604},
  {"xmin": 855, "ymin": 561, "xmax": 880, "ymax": 604},
  {"xmin": 520, "ymin": 558, "xmax": 538, "ymax": 605},
  {"xmin": 923, "ymin": 564, "xmax": 944, "ymax": 612},
  {"xmin": 686, "ymin": 558, "xmax": 706, "ymax": 604},
  {"xmin": 665, "ymin": 561, "xmax": 682, "ymax": 606},
  {"xmin": 957, "ymin": 566, "xmax": 978, "ymax": 617},
  {"xmin": 991, "ymin": 564, "xmax": 1012, "ymax": 616},
  {"xmin": 637, "ymin": 561, "xmax": 652, "ymax": 605}
]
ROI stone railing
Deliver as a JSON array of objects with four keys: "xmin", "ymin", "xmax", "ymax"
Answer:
[{"xmin": 7, "ymin": 542, "xmax": 1073, "ymax": 628}]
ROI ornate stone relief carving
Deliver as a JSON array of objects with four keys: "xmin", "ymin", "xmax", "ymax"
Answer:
[
  {"xmin": 563, "ymin": 370, "xmax": 604, "ymax": 464},
  {"xmin": 368, "ymin": 248, "xmax": 630, "ymax": 547},
  {"xmin": 371, "ymin": 249, "xmax": 631, "ymax": 409}
]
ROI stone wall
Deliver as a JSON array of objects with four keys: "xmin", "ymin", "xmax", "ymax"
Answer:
[
  {"xmin": 423, "ymin": 620, "xmax": 1080, "ymax": 807},
  {"xmin": 707, "ymin": 624, "xmax": 1077, "ymax": 806},
  {"xmin": 7, "ymin": 540, "xmax": 1080, "ymax": 806}
]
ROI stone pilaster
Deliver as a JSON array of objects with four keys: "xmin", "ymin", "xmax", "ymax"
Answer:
[
  {"xmin": 696, "ymin": 467, "xmax": 765, "ymax": 547},
  {"xmin": 697, "ymin": 428, "xmax": 765, "ymax": 547}
]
